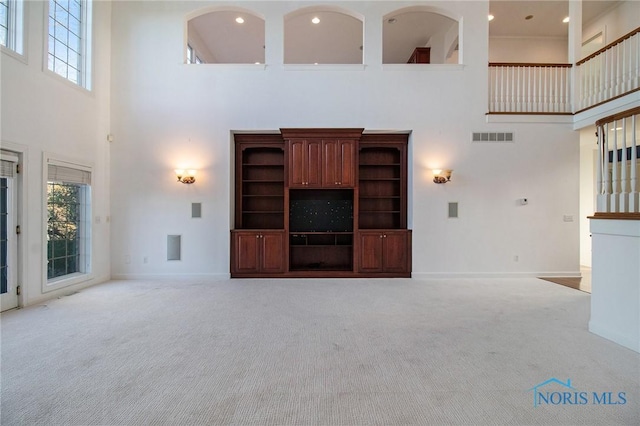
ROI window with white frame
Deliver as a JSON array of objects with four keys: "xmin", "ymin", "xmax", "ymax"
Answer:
[
  {"xmin": 47, "ymin": 0, "xmax": 92, "ymax": 88},
  {"xmin": 1, "ymin": 0, "xmax": 24, "ymax": 55},
  {"xmin": 46, "ymin": 162, "xmax": 91, "ymax": 282}
]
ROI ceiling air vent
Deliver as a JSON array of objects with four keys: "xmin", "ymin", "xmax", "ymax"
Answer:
[{"xmin": 472, "ymin": 132, "xmax": 514, "ymax": 143}]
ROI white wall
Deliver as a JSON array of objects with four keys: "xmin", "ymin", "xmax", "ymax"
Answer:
[
  {"xmin": 579, "ymin": 126, "xmax": 597, "ymax": 267},
  {"xmin": 589, "ymin": 218, "xmax": 640, "ymax": 353},
  {"xmin": 583, "ymin": 0, "xmax": 640, "ymax": 53},
  {"xmin": 489, "ymin": 37, "xmax": 568, "ymax": 63},
  {"xmin": 109, "ymin": 1, "xmax": 580, "ymax": 279},
  {"xmin": 0, "ymin": 1, "xmax": 112, "ymax": 306}
]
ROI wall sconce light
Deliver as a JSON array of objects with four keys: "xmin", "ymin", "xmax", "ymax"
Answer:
[
  {"xmin": 175, "ymin": 169, "xmax": 196, "ymax": 184},
  {"xmin": 432, "ymin": 169, "xmax": 452, "ymax": 184}
]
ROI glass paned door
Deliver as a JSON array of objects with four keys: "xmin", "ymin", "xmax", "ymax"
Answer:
[{"xmin": 1, "ymin": 177, "xmax": 18, "ymax": 311}]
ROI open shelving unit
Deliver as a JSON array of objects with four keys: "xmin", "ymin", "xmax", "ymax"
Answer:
[
  {"xmin": 358, "ymin": 140, "xmax": 406, "ymax": 230},
  {"xmin": 236, "ymin": 142, "xmax": 285, "ymax": 229},
  {"xmin": 289, "ymin": 232, "xmax": 353, "ymax": 271}
]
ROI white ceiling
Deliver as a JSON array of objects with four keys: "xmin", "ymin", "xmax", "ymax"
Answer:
[
  {"xmin": 489, "ymin": 0, "xmax": 620, "ymax": 38},
  {"xmin": 187, "ymin": 1, "xmax": 621, "ymax": 64}
]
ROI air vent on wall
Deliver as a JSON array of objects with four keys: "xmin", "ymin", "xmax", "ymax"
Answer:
[{"xmin": 472, "ymin": 132, "xmax": 514, "ymax": 143}]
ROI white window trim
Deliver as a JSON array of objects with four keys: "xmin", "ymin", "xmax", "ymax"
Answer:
[
  {"xmin": 1, "ymin": 0, "xmax": 27, "ymax": 61},
  {"xmin": 43, "ymin": 0, "xmax": 93, "ymax": 91},
  {"xmin": 42, "ymin": 153, "xmax": 94, "ymax": 293}
]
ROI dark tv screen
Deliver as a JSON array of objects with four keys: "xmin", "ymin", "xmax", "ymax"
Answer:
[{"xmin": 290, "ymin": 193, "xmax": 353, "ymax": 232}]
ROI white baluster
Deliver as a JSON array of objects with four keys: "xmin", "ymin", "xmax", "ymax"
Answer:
[
  {"xmin": 532, "ymin": 66, "xmax": 538, "ymax": 111},
  {"xmin": 528, "ymin": 66, "xmax": 532, "ymax": 112},
  {"xmin": 502, "ymin": 66, "xmax": 507, "ymax": 112},
  {"xmin": 544, "ymin": 66, "xmax": 549, "ymax": 112},
  {"xmin": 622, "ymin": 37, "xmax": 628, "ymax": 92},
  {"xmin": 615, "ymin": 41, "xmax": 621, "ymax": 94},
  {"xmin": 490, "ymin": 66, "xmax": 495, "ymax": 112},
  {"xmin": 553, "ymin": 67, "xmax": 560, "ymax": 112},
  {"xmin": 611, "ymin": 120, "xmax": 619, "ymax": 212},
  {"xmin": 504, "ymin": 67, "xmax": 512, "ymax": 112},
  {"xmin": 597, "ymin": 124, "xmax": 609, "ymax": 212},
  {"xmin": 566, "ymin": 67, "xmax": 571, "ymax": 112},
  {"xmin": 631, "ymin": 115, "xmax": 639, "ymax": 212},
  {"xmin": 620, "ymin": 118, "xmax": 628, "ymax": 212},
  {"xmin": 635, "ymin": 34, "xmax": 640, "ymax": 88}
]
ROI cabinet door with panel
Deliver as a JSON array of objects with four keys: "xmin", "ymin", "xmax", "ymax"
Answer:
[
  {"xmin": 322, "ymin": 139, "xmax": 356, "ymax": 188},
  {"xmin": 231, "ymin": 230, "xmax": 285, "ymax": 275},
  {"xmin": 358, "ymin": 230, "xmax": 411, "ymax": 274},
  {"xmin": 288, "ymin": 139, "xmax": 322, "ymax": 188}
]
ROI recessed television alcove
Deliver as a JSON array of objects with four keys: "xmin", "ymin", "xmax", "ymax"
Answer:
[
  {"xmin": 290, "ymin": 189, "xmax": 353, "ymax": 232},
  {"xmin": 289, "ymin": 189, "xmax": 354, "ymax": 271}
]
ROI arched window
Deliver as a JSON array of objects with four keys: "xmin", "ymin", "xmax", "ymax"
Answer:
[
  {"xmin": 284, "ymin": 8, "xmax": 363, "ymax": 64},
  {"xmin": 383, "ymin": 9, "xmax": 459, "ymax": 64},
  {"xmin": 187, "ymin": 9, "xmax": 265, "ymax": 64}
]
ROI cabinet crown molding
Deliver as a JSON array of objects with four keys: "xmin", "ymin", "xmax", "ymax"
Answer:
[{"xmin": 280, "ymin": 128, "xmax": 364, "ymax": 139}]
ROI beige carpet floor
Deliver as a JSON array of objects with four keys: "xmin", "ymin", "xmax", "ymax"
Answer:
[{"xmin": 1, "ymin": 277, "xmax": 638, "ymax": 425}]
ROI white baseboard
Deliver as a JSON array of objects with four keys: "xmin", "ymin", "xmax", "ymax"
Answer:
[
  {"xmin": 589, "ymin": 321, "xmax": 640, "ymax": 354},
  {"xmin": 110, "ymin": 273, "xmax": 231, "ymax": 281},
  {"xmin": 412, "ymin": 271, "xmax": 582, "ymax": 280}
]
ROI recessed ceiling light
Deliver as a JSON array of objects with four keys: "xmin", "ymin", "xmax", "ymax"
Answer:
[
  {"xmin": 235, "ymin": 17, "xmax": 244, "ymax": 24},
  {"xmin": 525, "ymin": 15, "xmax": 534, "ymax": 20},
  {"xmin": 387, "ymin": 18, "xmax": 397, "ymax": 24},
  {"xmin": 488, "ymin": 14, "xmax": 494, "ymax": 21},
  {"xmin": 563, "ymin": 16, "xmax": 570, "ymax": 23},
  {"xmin": 312, "ymin": 17, "xmax": 320, "ymax": 24}
]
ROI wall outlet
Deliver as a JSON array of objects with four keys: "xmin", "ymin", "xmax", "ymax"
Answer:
[
  {"xmin": 519, "ymin": 198, "xmax": 528, "ymax": 205},
  {"xmin": 563, "ymin": 215, "xmax": 574, "ymax": 222}
]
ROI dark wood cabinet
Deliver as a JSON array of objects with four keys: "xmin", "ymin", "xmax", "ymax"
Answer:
[
  {"xmin": 231, "ymin": 129, "xmax": 411, "ymax": 278},
  {"xmin": 288, "ymin": 139, "xmax": 322, "ymax": 187},
  {"xmin": 407, "ymin": 47, "xmax": 431, "ymax": 64},
  {"xmin": 358, "ymin": 230, "xmax": 411, "ymax": 275},
  {"xmin": 231, "ymin": 230, "xmax": 286, "ymax": 275},
  {"xmin": 322, "ymin": 139, "xmax": 356, "ymax": 187},
  {"xmin": 283, "ymin": 129, "xmax": 360, "ymax": 189}
]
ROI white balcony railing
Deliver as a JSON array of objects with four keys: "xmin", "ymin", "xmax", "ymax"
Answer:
[
  {"xmin": 577, "ymin": 28, "xmax": 640, "ymax": 112},
  {"xmin": 596, "ymin": 107, "xmax": 640, "ymax": 213},
  {"xmin": 488, "ymin": 27, "xmax": 640, "ymax": 115},
  {"xmin": 489, "ymin": 63, "xmax": 572, "ymax": 114}
]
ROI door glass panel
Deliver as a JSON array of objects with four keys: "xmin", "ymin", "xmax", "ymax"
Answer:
[{"xmin": 1, "ymin": 178, "xmax": 8, "ymax": 294}]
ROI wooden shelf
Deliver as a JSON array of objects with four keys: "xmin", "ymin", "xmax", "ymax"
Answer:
[{"xmin": 235, "ymin": 138, "xmax": 285, "ymax": 230}]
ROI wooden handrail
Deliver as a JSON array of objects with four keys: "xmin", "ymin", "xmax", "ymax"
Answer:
[
  {"xmin": 595, "ymin": 106, "xmax": 640, "ymax": 127},
  {"xmin": 588, "ymin": 212, "xmax": 640, "ymax": 220},
  {"xmin": 576, "ymin": 26, "xmax": 640, "ymax": 66},
  {"xmin": 489, "ymin": 62, "xmax": 572, "ymax": 68}
]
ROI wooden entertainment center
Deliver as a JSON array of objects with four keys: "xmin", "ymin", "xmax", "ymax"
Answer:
[{"xmin": 231, "ymin": 128, "xmax": 411, "ymax": 278}]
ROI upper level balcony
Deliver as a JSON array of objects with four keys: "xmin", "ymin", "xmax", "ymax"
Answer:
[{"xmin": 489, "ymin": 27, "xmax": 639, "ymax": 116}]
